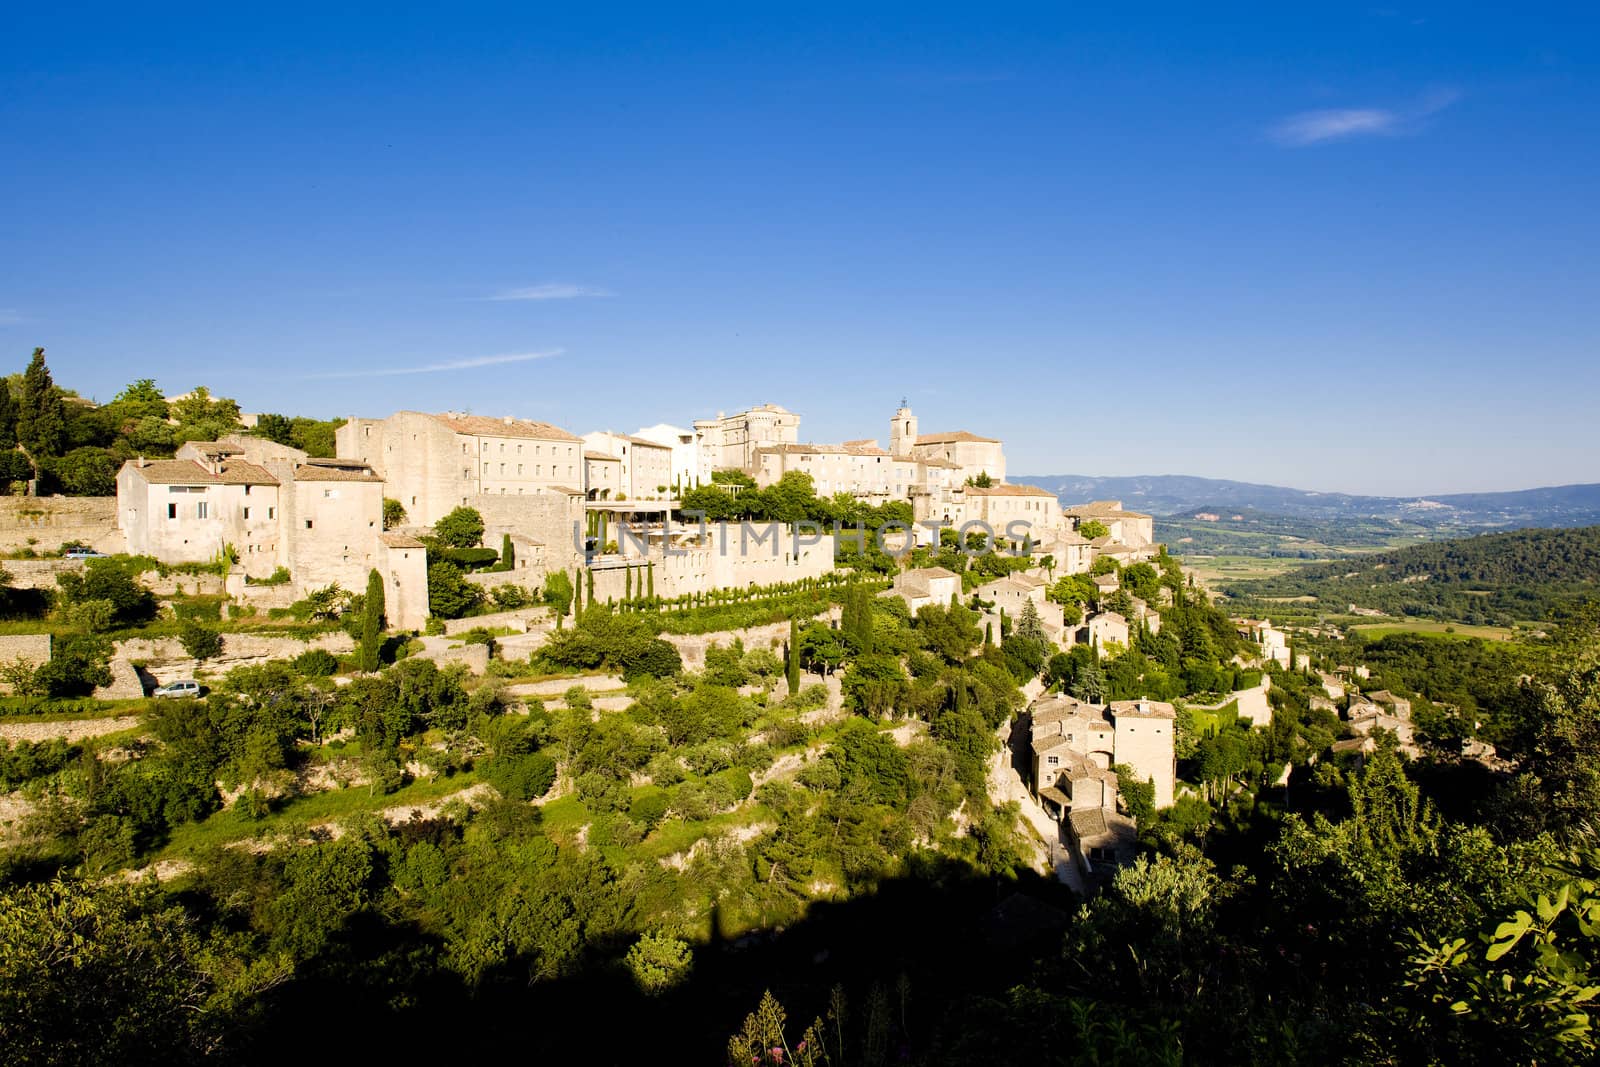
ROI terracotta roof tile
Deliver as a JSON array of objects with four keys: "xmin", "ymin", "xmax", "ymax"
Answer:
[{"xmin": 434, "ymin": 413, "xmax": 581, "ymax": 442}]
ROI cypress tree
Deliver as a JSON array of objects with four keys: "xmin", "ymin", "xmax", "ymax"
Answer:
[
  {"xmin": 501, "ymin": 533, "xmax": 514, "ymax": 571},
  {"xmin": 0, "ymin": 379, "xmax": 15, "ymax": 449},
  {"xmin": 17, "ymin": 348, "xmax": 65, "ymax": 458},
  {"xmin": 647, "ymin": 561, "xmax": 655, "ymax": 600},
  {"xmin": 586, "ymin": 567, "xmax": 595, "ymax": 604},
  {"xmin": 625, "ymin": 566, "xmax": 633, "ymax": 601},
  {"xmin": 574, "ymin": 567, "xmax": 584, "ymax": 614},
  {"xmin": 786, "ymin": 615, "xmax": 801, "ymax": 694},
  {"xmin": 360, "ymin": 568, "xmax": 385, "ymax": 672}
]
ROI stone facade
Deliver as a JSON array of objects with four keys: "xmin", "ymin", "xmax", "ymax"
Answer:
[
  {"xmin": 337, "ymin": 411, "xmax": 585, "ymax": 525},
  {"xmin": 692, "ymin": 404, "xmax": 801, "ymax": 479},
  {"xmin": 0, "ymin": 496, "xmax": 124, "ymax": 555},
  {"xmin": 581, "ymin": 432, "xmax": 673, "ymax": 501},
  {"xmin": 1029, "ymin": 693, "xmax": 1177, "ymax": 815}
]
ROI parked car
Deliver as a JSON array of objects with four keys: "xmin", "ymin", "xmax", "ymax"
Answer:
[
  {"xmin": 63, "ymin": 549, "xmax": 108, "ymax": 559},
  {"xmin": 153, "ymin": 680, "xmax": 203, "ymax": 699}
]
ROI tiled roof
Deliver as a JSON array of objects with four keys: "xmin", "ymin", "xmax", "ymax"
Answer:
[
  {"xmin": 126, "ymin": 458, "xmax": 279, "ymax": 486},
  {"xmin": 547, "ymin": 485, "xmax": 584, "ymax": 496},
  {"xmin": 756, "ymin": 442, "xmax": 890, "ymax": 457},
  {"xmin": 1067, "ymin": 808, "xmax": 1110, "ymax": 840},
  {"xmin": 1065, "ymin": 500, "xmax": 1149, "ymax": 519},
  {"xmin": 293, "ymin": 460, "xmax": 381, "ymax": 482},
  {"xmin": 379, "ymin": 533, "xmax": 426, "ymax": 549},
  {"xmin": 915, "ymin": 430, "xmax": 1000, "ymax": 445},
  {"xmin": 901, "ymin": 566, "xmax": 959, "ymax": 582},
  {"xmin": 434, "ymin": 413, "xmax": 581, "ymax": 442},
  {"xmin": 1108, "ymin": 698, "xmax": 1176, "ymax": 719},
  {"xmin": 584, "ymin": 451, "xmax": 622, "ymax": 462},
  {"xmin": 965, "ymin": 483, "xmax": 1055, "ymax": 497}
]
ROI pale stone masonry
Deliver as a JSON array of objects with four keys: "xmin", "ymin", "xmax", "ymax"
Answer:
[
  {"xmin": 336, "ymin": 410, "xmax": 584, "ymax": 525},
  {"xmin": 632, "ymin": 423, "xmax": 702, "ymax": 491},
  {"xmin": 117, "ymin": 435, "xmax": 426, "ymax": 620},
  {"xmin": 1029, "ymin": 692, "xmax": 1177, "ymax": 814},
  {"xmin": 692, "ymin": 404, "xmax": 801, "ymax": 481},
  {"xmin": 580, "ymin": 431, "xmax": 673, "ymax": 501}
]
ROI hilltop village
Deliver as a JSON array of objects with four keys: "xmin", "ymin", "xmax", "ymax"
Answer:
[{"xmin": 2, "ymin": 359, "xmax": 1592, "ymax": 1063}]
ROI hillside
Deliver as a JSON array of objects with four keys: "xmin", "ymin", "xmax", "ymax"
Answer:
[
  {"xmin": 1013, "ymin": 473, "xmax": 1600, "ymax": 530},
  {"xmin": 1226, "ymin": 524, "xmax": 1600, "ymax": 625}
]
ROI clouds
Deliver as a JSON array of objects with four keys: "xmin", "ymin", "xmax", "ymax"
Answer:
[
  {"xmin": 1269, "ymin": 89, "xmax": 1459, "ymax": 146},
  {"xmin": 482, "ymin": 283, "xmax": 612, "ymax": 301},
  {"xmin": 309, "ymin": 349, "xmax": 561, "ymax": 379}
]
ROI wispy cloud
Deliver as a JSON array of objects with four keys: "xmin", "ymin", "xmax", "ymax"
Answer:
[
  {"xmin": 1268, "ymin": 89, "xmax": 1459, "ymax": 146},
  {"xmin": 309, "ymin": 349, "xmax": 562, "ymax": 380},
  {"xmin": 481, "ymin": 283, "xmax": 612, "ymax": 301},
  {"xmin": 0, "ymin": 309, "xmax": 22, "ymax": 326}
]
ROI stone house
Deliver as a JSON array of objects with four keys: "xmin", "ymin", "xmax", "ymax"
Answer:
[
  {"xmin": 753, "ymin": 441, "xmax": 896, "ymax": 498},
  {"xmin": 890, "ymin": 405, "xmax": 1007, "ymax": 484},
  {"xmin": 336, "ymin": 410, "xmax": 585, "ymax": 525},
  {"xmin": 1062, "ymin": 500, "xmax": 1156, "ymax": 549},
  {"xmin": 632, "ymin": 423, "xmax": 702, "ymax": 492},
  {"xmin": 889, "ymin": 566, "xmax": 962, "ymax": 614},
  {"xmin": 583, "ymin": 451, "xmax": 624, "ymax": 500},
  {"xmin": 581, "ymin": 431, "xmax": 674, "ymax": 500},
  {"xmin": 1029, "ymin": 692, "xmax": 1177, "ymax": 812},
  {"xmin": 1083, "ymin": 610, "xmax": 1130, "ymax": 655}
]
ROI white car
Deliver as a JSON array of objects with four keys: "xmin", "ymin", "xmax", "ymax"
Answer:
[{"xmin": 153, "ymin": 680, "xmax": 203, "ymax": 699}]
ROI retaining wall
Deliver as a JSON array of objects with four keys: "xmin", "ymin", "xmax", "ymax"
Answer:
[{"xmin": 0, "ymin": 497, "xmax": 124, "ymax": 554}]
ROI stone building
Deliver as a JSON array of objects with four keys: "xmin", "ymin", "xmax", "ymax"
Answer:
[
  {"xmin": 1062, "ymin": 500, "xmax": 1156, "ymax": 549},
  {"xmin": 632, "ymin": 423, "xmax": 703, "ymax": 492},
  {"xmin": 336, "ymin": 411, "xmax": 585, "ymax": 525},
  {"xmin": 888, "ymin": 566, "xmax": 962, "ymax": 614},
  {"xmin": 691, "ymin": 404, "xmax": 801, "ymax": 480},
  {"xmin": 889, "ymin": 404, "xmax": 1007, "ymax": 484},
  {"xmin": 752, "ymin": 441, "xmax": 896, "ymax": 497},
  {"xmin": 581, "ymin": 431, "xmax": 674, "ymax": 501},
  {"xmin": 117, "ymin": 435, "xmax": 424, "ymax": 619},
  {"xmin": 583, "ymin": 451, "xmax": 623, "ymax": 500},
  {"xmin": 1029, "ymin": 693, "xmax": 1177, "ymax": 814}
]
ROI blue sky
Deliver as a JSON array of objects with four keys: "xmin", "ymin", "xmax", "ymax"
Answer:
[{"xmin": 2, "ymin": 3, "xmax": 1596, "ymax": 495}]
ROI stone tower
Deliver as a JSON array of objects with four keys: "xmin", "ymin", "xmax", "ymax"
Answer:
[{"xmin": 891, "ymin": 402, "xmax": 918, "ymax": 458}]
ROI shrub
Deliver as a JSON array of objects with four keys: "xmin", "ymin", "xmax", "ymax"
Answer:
[
  {"xmin": 485, "ymin": 751, "xmax": 556, "ymax": 801},
  {"xmin": 178, "ymin": 619, "xmax": 223, "ymax": 663},
  {"xmin": 625, "ymin": 933, "xmax": 693, "ymax": 996},
  {"xmin": 629, "ymin": 787, "xmax": 670, "ymax": 832},
  {"xmin": 293, "ymin": 648, "xmax": 339, "ymax": 677}
]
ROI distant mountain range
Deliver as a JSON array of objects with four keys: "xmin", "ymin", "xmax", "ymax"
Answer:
[{"xmin": 1011, "ymin": 474, "xmax": 1600, "ymax": 530}]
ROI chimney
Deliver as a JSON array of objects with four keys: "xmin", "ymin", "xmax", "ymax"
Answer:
[
  {"xmin": 137, "ymin": 455, "xmax": 147, "ymax": 468},
  {"xmin": 503, "ymin": 416, "xmax": 514, "ymax": 426}
]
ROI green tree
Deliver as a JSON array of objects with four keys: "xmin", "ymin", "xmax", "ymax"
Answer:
[
  {"xmin": 382, "ymin": 497, "xmax": 406, "ymax": 530},
  {"xmin": 47, "ymin": 447, "xmax": 117, "ymax": 496},
  {"xmin": 501, "ymin": 532, "xmax": 514, "ymax": 571},
  {"xmin": 0, "ymin": 376, "xmax": 15, "ymax": 449},
  {"xmin": 250, "ymin": 413, "xmax": 295, "ymax": 446},
  {"xmin": 433, "ymin": 506, "xmax": 484, "ymax": 549},
  {"xmin": 178, "ymin": 618, "xmax": 223, "ymax": 664},
  {"xmin": 625, "ymin": 932, "xmax": 694, "ymax": 996},
  {"xmin": 1079, "ymin": 519, "xmax": 1110, "ymax": 540},
  {"xmin": 787, "ymin": 615, "xmax": 802, "ymax": 693},
  {"xmin": 359, "ymin": 568, "xmax": 385, "ymax": 671},
  {"xmin": 16, "ymin": 348, "xmax": 66, "ymax": 458},
  {"xmin": 427, "ymin": 561, "xmax": 481, "ymax": 619},
  {"xmin": 543, "ymin": 569, "xmax": 574, "ymax": 625}
]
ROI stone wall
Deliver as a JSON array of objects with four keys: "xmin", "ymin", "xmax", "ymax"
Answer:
[
  {"xmin": 94, "ymin": 659, "xmax": 151, "ymax": 700},
  {"xmin": 414, "ymin": 642, "xmax": 489, "ymax": 674},
  {"xmin": 0, "ymin": 496, "xmax": 125, "ymax": 555},
  {"xmin": 662, "ymin": 607, "xmax": 839, "ymax": 672},
  {"xmin": 2, "ymin": 558, "xmax": 84, "ymax": 591},
  {"xmin": 0, "ymin": 635, "xmax": 51, "ymax": 693},
  {"xmin": 442, "ymin": 606, "xmax": 551, "ymax": 636},
  {"xmin": 114, "ymin": 630, "xmax": 353, "ymax": 669}
]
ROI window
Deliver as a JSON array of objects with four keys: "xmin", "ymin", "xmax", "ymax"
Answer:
[
  {"xmin": 323, "ymin": 488, "xmax": 339, "ymax": 499},
  {"xmin": 517, "ymin": 464, "xmax": 523, "ymax": 475},
  {"xmin": 244, "ymin": 485, "xmax": 251, "ymax": 496},
  {"xmin": 499, "ymin": 463, "xmax": 505, "ymax": 474},
  {"xmin": 482, "ymin": 462, "xmax": 489, "ymax": 474},
  {"xmin": 243, "ymin": 507, "xmax": 251, "ymax": 520},
  {"xmin": 167, "ymin": 503, "xmax": 177, "ymax": 520},
  {"xmin": 305, "ymin": 520, "xmax": 314, "ymax": 529},
  {"xmin": 196, "ymin": 501, "xmax": 208, "ymax": 519},
  {"xmin": 268, "ymin": 507, "xmax": 275, "ymax": 519}
]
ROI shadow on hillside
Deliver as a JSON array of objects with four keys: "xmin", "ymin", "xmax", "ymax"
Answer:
[{"xmin": 235, "ymin": 864, "xmax": 1076, "ymax": 1064}]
